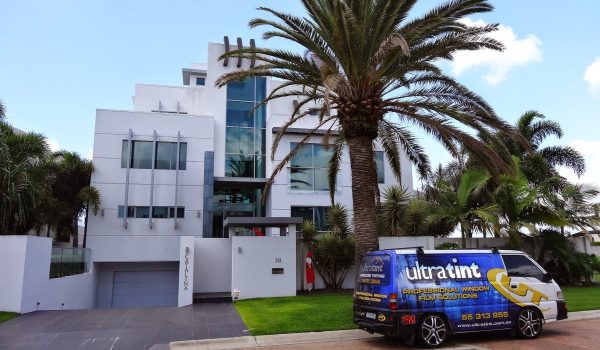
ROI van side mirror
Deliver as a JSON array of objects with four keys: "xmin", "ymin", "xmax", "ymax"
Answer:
[{"xmin": 542, "ymin": 272, "xmax": 553, "ymax": 283}]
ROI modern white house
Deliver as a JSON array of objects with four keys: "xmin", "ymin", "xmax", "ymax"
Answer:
[{"xmin": 0, "ymin": 39, "xmax": 416, "ymax": 313}]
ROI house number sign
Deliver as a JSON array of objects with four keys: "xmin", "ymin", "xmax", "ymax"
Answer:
[{"xmin": 184, "ymin": 247, "xmax": 190, "ymax": 291}]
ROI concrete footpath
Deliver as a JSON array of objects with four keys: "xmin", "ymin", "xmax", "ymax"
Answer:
[{"xmin": 170, "ymin": 309, "xmax": 600, "ymax": 350}]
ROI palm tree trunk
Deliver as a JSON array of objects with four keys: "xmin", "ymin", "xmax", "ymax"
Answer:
[
  {"xmin": 83, "ymin": 205, "xmax": 89, "ymax": 248},
  {"xmin": 461, "ymin": 226, "xmax": 466, "ymax": 248},
  {"xmin": 346, "ymin": 136, "xmax": 379, "ymax": 263}
]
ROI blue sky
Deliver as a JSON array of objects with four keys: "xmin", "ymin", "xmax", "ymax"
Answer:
[{"xmin": 1, "ymin": 0, "xmax": 599, "ymax": 188}]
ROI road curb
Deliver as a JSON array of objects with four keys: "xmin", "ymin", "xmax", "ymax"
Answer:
[{"xmin": 170, "ymin": 309, "xmax": 600, "ymax": 349}]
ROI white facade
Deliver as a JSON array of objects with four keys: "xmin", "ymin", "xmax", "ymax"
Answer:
[{"xmin": 82, "ymin": 40, "xmax": 414, "ymax": 308}]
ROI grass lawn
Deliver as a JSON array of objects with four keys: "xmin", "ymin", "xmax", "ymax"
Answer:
[
  {"xmin": 562, "ymin": 286, "xmax": 600, "ymax": 312},
  {"xmin": 235, "ymin": 292, "xmax": 355, "ymax": 336},
  {"xmin": 236, "ymin": 287, "xmax": 600, "ymax": 336},
  {"xmin": 0, "ymin": 312, "xmax": 19, "ymax": 324}
]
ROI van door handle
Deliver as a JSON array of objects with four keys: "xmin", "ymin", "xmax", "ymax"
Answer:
[{"xmin": 511, "ymin": 285, "xmax": 518, "ymax": 289}]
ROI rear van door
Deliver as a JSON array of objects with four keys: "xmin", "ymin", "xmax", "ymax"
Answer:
[{"xmin": 355, "ymin": 253, "xmax": 393, "ymax": 310}]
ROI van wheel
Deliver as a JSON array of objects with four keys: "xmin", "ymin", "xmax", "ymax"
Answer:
[
  {"xmin": 417, "ymin": 314, "xmax": 448, "ymax": 348},
  {"xmin": 516, "ymin": 308, "xmax": 543, "ymax": 339}
]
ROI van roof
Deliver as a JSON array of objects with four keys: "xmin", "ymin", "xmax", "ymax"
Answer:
[{"xmin": 372, "ymin": 249, "xmax": 525, "ymax": 255}]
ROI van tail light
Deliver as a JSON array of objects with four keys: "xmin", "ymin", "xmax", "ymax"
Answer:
[{"xmin": 390, "ymin": 293, "xmax": 398, "ymax": 310}]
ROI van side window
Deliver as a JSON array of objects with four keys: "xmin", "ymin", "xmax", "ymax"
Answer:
[{"xmin": 501, "ymin": 255, "xmax": 544, "ymax": 280}]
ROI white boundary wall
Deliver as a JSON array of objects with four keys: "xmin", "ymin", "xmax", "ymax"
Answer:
[
  {"xmin": 193, "ymin": 238, "xmax": 232, "ymax": 294},
  {"xmin": 0, "ymin": 236, "xmax": 96, "ymax": 313},
  {"xmin": 231, "ymin": 227, "xmax": 297, "ymax": 300}
]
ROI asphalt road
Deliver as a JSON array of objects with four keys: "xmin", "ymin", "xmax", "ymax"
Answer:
[{"xmin": 241, "ymin": 318, "xmax": 600, "ymax": 350}]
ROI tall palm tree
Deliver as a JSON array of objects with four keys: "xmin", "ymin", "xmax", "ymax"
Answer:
[
  {"xmin": 50, "ymin": 151, "xmax": 100, "ymax": 247},
  {"xmin": 216, "ymin": 0, "xmax": 525, "ymax": 261}
]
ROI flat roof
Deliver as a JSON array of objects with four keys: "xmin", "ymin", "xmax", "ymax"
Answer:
[{"xmin": 223, "ymin": 217, "xmax": 303, "ymax": 229}]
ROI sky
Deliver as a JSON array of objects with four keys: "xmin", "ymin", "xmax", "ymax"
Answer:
[{"xmin": 1, "ymin": 0, "xmax": 599, "ymax": 190}]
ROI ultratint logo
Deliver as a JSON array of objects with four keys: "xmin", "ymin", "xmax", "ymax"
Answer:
[{"xmin": 406, "ymin": 258, "xmax": 482, "ymax": 281}]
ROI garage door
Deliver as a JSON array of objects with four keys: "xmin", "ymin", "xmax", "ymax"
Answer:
[{"xmin": 112, "ymin": 270, "xmax": 178, "ymax": 308}]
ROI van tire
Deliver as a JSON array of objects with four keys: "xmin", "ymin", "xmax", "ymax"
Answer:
[
  {"xmin": 515, "ymin": 308, "xmax": 543, "ymax": 339},
  {"xmin": 416, "ymin": 314, "xmax": 448, "ymax": 348}
]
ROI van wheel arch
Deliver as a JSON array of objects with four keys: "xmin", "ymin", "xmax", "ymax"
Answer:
[
  {"xmin": 515, "ymin": 306, "xmax": 544, "ymax": 339},
  {"xmin": 416, "ymin": 312, "xmax": 450, "ymax": 348}
]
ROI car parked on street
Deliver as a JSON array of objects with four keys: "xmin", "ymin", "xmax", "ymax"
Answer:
[{"xmin": 354, "ymin": 248, "xmax": 568, "ymax": 348}]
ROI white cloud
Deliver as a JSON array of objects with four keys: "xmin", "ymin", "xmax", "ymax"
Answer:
[
  {"xmin": 46, "ymin": 138, "xmax": 60, "ymax": 152},
  {"xmin": 450, "ymin": 18, "xmax": 543, "ymax": 84},
  {"xmin": 584, "ymin": 57, "xmax": 600, "ymax": 94},
  {"xmin": 559, "ymin": 139, "xmax": 600, "ymax": 193}
]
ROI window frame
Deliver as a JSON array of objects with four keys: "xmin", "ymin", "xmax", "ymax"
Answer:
[
  {"xmin": 289, "ymin": 143, "xmax": 334, "ymax": 191},
  {"xmin": 291, "ymin": 206, "xmax": 330, "ymax": 232},
  {"xmin": 121, "ymin": 140, "xmax": 187, "ymax": 170}
]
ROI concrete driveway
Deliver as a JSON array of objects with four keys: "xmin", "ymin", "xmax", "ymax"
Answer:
[{"xmin": 0, "ymin": 303, "xmax": 247, "ymax": 350}]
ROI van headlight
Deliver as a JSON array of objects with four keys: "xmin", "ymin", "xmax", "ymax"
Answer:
[{"xmin": 556, "ymin": 291, "xmax": 564, "ymax": 300}]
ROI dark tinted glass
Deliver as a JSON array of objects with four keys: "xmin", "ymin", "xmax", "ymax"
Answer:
[
  {"xmin": 152, "ymin": 206, "xmax": 169, "ymax": 218},
  {"xmin": 502, "ymin": 255, "xmax": 544, "ymax": 279},
  {"xmin": 178, "ymin": 143, "xmax": 187, "ymax": 170},
  {"xmin": 226, "ymin": 101, "xmax": 254, "ymax": 127},
  {"xmin": 375, "ymin": 151, "xmax": 384, "ymax": 184},
  {"xmin": 196, "ymin": 77, "xmax": 205, "ymax": 86},
  {"xmin": 225, "ymin": 155, "xmax": 254, "ymax": 177},
  {"xmin": 155, "ymin": 142, "xmax": 174, "ymax": 170},
  {"xmin": 121, "ymin": 140, "xmax": 129, "ymax": 168},
  {"xmin": 135, "ymin": 206, "xmax": 150, "ymax": 218},
  {"xmin": 131, "ymin": 141, "xmax": 153, "ymax": 169},
  {"xmin": 227, "ymin": 78, "xmax": 255, "ymax": 101},
  {"xmin": 290, "ymin": 168, "xmax": 314, "ymax": 190}
]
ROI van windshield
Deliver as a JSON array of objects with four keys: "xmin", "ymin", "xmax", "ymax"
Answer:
[{"xmin": 357, "ymin": 254, "xmax": 391, "ymax": 286}]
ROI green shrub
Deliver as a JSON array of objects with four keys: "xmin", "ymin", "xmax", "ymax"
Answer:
[
  {"xmin": 312, "ymin": 233, "xmax": 355, "ymax": 290},
  {"xmin": 435, "ymin": 242, "xmax": 460, "ymax": 250}
]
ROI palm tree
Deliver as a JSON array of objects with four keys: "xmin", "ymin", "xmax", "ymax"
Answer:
[
  {"xmin": 378, "ymin": 186, "xmax": 410, "ymax": 236},
  {"xmin": 428, "ymin": 168, "xmax": 498, "ymax": 248},
  {"xmin": 327, "ymin": 203, "xmax": 349, "ymax": 235},
  {"xmin": 0, "ymin": 123, "xmax": 51, "ymax": 234},
  {"xmin": 216, "ymin": 0, "xmax": 525, "ymax": 261},
  {"xmin": 50, "ymin": 151, "xmax": 100, "ymax": 247},
  {"xmin": 0, "ymin": 99, "xmax": 6, "ymax": 119},
  {"xmin": 496, "ymin": 111, "xmax": 585, "ymax": 184}
]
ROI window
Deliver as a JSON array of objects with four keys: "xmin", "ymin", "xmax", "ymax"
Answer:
[
  {"xmin": 291, "ymin": 206, "xmax": 329, "ymax": 231},
  {"xmin": 502, "ymin": 255, "xmax": 545, "ymax": 280},
  {"xmin": 155, "ymin": 142, "xmax": 187, "ymax": 170},
  {"xmin": 121, "ymin": 140, "xmax": 187, "ymax": 170},
  {"xmin": 196, "ymin": 77, "xmax": 205, "ymax": 86},
  {"xmin": 118, "ymin": 206, "xmax": 184, "ymax": 219},
  {"xmin": 225, "ymin": 77, "xmax": 266, "ymax": 178},
  {"xmin": 117, "ymin": 206, "xmax": 148, "ymax": 218},
  {"xmin": 375, "ymin": 151, "xmax": 385, "ymax": 184},
  {"xmin": 290, "ymin": 143, "xmax": 333, "ymax": 191}
]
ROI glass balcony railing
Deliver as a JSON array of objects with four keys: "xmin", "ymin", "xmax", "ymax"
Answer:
[{"xmin": 49, "ymin": 247, "xmax": 91, "ymax": 279}]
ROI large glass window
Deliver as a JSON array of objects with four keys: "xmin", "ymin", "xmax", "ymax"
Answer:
[
  {"xmin": 290, "ymin": 143, "xmax": 333, "ymax": 191},
  {"xmin": 212, "ymin": 188, "xmax": 264, "ymax": 237},
  {"xmin": 502, "ymin": 254, "xmax": 545, "ymax": 280},
  {"xmin": 375, "ymin": 151, "xmax": 385, "ymax": 184},
  {"xmin": 291, "ymin": 206, "xmax": 329, "ymax": 231},
  {"xmin": 225, "ymin": 77, "xmax": 266, "ymax": 178},
  {"xmin": 155, "ymin": 142, "xmax": 187, "ymax": 170},
  {"xmin": 122, "ymin": 140, "xmax": 187, "ymax": 170}
]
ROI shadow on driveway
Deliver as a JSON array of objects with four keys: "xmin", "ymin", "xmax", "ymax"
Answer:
[{"xmin": 0, "ymin": 303, "xmax": 247, "ymax": 350}]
